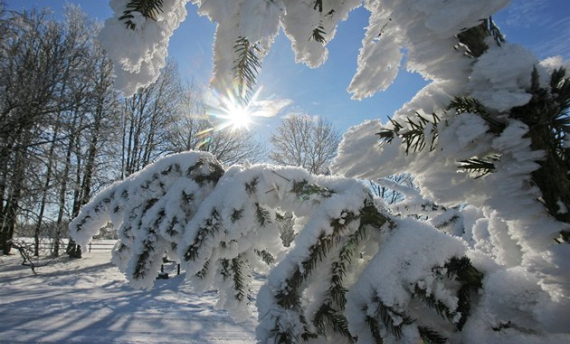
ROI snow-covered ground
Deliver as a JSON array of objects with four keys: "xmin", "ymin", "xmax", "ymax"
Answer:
[{"xmin": 0, "ymin": 249, "xmax": 258, "ymax": 344}]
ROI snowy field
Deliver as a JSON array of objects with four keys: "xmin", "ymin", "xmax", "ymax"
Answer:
[{"xmin": 0, "ymin": 249, "xmax": 258, "ymax": 344}]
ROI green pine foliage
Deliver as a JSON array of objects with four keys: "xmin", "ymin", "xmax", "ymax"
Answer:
[
  {"xmin": 377, "ymin": 66, "xmax": 570, "ymax": 183},
  {"xmin": 311, "ymin": 24, "xmax": 327, "ymax": 43},
  {"xmin": 183, "ymin": 209, "xmax": 221, "ymax": 262},
  {"xmin": 233, "ymin": 36, "xmax": 262, "ymax": 101},
  {"xmin": 457, "ymin": 17, "xmax": 504, "ymax": 58},
  {"xmin": 377, "ymin": 113, "xmax": 440, "ymax": 154},
  {"xmin": 313, "ymin": 0, "xmax": 324, "ymax": 13},
  {"xmin": 358, "ymin": 255, "xmax": 482, "ymax": 344},
  {"xmin": 291, "ymin": 179, "xmax": 334, "ymax": 200},
  {"xmin": 254, "ymin": 249, "xmax": 275, "ymax": 265},
  {"xmin": 120, "ymin": 0, "xmax": 164, "ymax": 30},
  {"xmin": 447, "ymin": 96, "xmax": 505, "ymax": 134},
  {"xmin": 266, "ymin": 195, "xmax": 396, "ymax": 342},
  {"xmin": 419, "ymin": 326, "xmax": 448, "ymax": 344},
  {"xmin": 511, "ymin": 67, "xmax": 570, "ymax": 225},
  {"xmin": 220, "ymin": 255, "xmax": 250, "ymax": 302}
]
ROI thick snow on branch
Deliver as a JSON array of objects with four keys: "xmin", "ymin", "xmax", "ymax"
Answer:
[
  {"xmin": 71, "ymin": 150, "xmax": 569, "ymax": 342},
  {"xmin": 99, "ymin": 0, "xmax": 190, "ymax": 96},
  {"xmin": 348, "ymin": 0, "xmax": 509, "ymax": 99},
  {"xmin": 101, "ymin": 0, "xmax": 365, "ymax": 95},
  {"xmin": 333, "ymin": 1, "xmax": 570, "ymax": 337}
]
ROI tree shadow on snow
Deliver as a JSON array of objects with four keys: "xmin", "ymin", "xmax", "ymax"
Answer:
[{"xmin": 0, "ymin": 269, "xmax": 257, "ymax": 343}]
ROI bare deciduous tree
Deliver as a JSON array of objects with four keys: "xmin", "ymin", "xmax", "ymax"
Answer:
[
  {"xmin": 269, "ymin": 114, "xmax": 341, "ymax": 174},
  {"xmin": 120, "ymin": 59, "xmax": 182, "ymax": 178},
  {"xmin": 0, "ymin": 8, "xmax": 86, "ymax": 254},
  {"xmin": 0, "ymin": 6, "xmax": 120, "ymax": 256}
]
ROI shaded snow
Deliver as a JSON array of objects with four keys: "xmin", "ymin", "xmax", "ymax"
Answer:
[{"xmin": 0, "ymin": 250, "xmax": 258, "ymax": 344}]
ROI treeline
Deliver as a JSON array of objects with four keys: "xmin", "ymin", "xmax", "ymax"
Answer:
[{"xmin": 0, "ymin": 4, "xmax": 262, "ymax": 256}]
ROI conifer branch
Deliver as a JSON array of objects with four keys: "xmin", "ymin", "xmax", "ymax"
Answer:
[
  {"xmin": 187, "ymin": 158, "xmax": 224, "ymax": 186},
  {"xmin": 231, "ymin": 208, "xmax": 244, "ymax": 223},
  {"xmin": 367, "ymin": 294, "xmax": 414, "ymax": 340},
  {"xmin": 365, "ymin": 315, "xmax": 385, "ymax": 344},
  {"xmin": 313, "ymin": 303, "xmax": 355, "ymax": 342},
  {"xmin": 255, "ymin": 249, "xmax": 275, "ymax": 265},
  {"xmin": 271, "ymin": 211, "xmax": 357, "ymax": 340},
  {"xmin": 195, "ymin": 260, "xmax": 210, "ymax": 279},
  {"xmin": 443, "ymin": 257, "xmax": 483, "ymax": 330},
  {"xmin": 457, "ymin": 157, "xmax": 499, "ymax": 177},
  {"xmin": 447, "ymin": 96, "xmax": 505, "ymax": 134},
  {"xmin": 414, "ymin": 286, "xmax": 456, "ymax": 323},
  {"xmin": 291, "ymin": 179, "xmax": 334, "ymax": 200},
  {"xmin": 233, "ymin": 37, "xmax": 262, "ymax": 102},
  {"xmin": 510, "ymin": 67, "xmax": 570, "ymax": 224},
  {"xmin": 245, "ymin": 177, "xmax": 259, "ymax": 194},
  {"xmin": 418, "ymin": 326, "xmax": 448, "ymax": 344},
  {"xmin": 378, "ymin": 113, "xmax": 440, "ymax": 154},
  {"xmin": 183, "ymin": 209, "xmax": 221, "ymax": 262},
  {"xmin": 313, "ymin": 0, "xmax": 323, "ymax": 13},
  {"xmin": 457, "ymin": 17, "xmax": 505, "ymax": 57},
  {"xmin": 231, "ymin": 255, "xmax": 248, "ymax": 302},
  {"xmin": 255, "ymin": 203, "xmax": 271, "ymax": 227},
  {"xmin": 120, "ymin": 0, "xmax": 164, "ymax": 30},
  {"xmin": 311, "ymin": 225, "xmax": 368, "ymax": 343},
  {"xmin": 311, "ymin": 24, "xmax": 327, "ymax": 43},
  {"xmin": 274, "ymin": 199, "xmax": 392, "ymax": 342}
]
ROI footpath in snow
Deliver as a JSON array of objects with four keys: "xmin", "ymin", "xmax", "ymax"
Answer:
[{"xmin": 0, "ymin": 250, "xmax": 257, "ymax": 344}]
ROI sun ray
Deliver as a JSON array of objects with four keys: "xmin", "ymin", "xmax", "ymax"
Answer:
[{"xmin": 204, "ymin": 85, "xmax": 291, "ymax": 133}]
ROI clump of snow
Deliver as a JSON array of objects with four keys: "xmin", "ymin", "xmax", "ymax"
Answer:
[
  {"xmin": 469, "ymin": 44, "xmax": 537, "ymax": 112},
  {"xmin": 99, "ymin": 0, "xmax": 190, "ymax": 96},
  {"xmin": 239, "ymin": 0, "xmax": 284, "ymax": 43},
  {"xmin": 348, "ymin": 0, "xmax": 510, "ymax": 99},
  {"xmin": 345, "ymin": 218, "xmax": 467, "ymax": 343}
]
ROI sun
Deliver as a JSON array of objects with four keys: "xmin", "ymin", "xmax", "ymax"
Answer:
[
  {"xmin": 206, "ymin": 85, "xmax": 291, "ymax": 133},
  {"xmin": 225, "ymin": 105, "xmax": 252, "ymax": 130},
  {"xmin": 212, "ymin": 89, "xmax": 256, "ymax": 131}
]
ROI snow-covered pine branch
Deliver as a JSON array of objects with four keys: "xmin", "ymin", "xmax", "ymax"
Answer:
[
  {"xmin": 98, "ymin": 0, "xmax": 189, "ymax": 95},
  {"xmin": 100, "ymin": 0, "xmax": 363, "ymax": 97},
  {"xmin": 330, "ymin": 1, "xmax": 570, "ymax": 341},
  {"xmin": 70, "ymin": 151, "xmax": 488, "ymax": 343},
  {"xmin": 70, "ymin": 152, "xmax": 224, "ymax": 287}
]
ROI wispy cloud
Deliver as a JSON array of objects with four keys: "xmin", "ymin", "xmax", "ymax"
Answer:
[
  {"xmin": 530, "ymin": 16, "xmax": 570, "ymax": 58},
  {"xmin": 501, "ymin": 0, "xmax": 570, "ymax": 59},
  {"xmin": 504, "ymin": 0, "xmax": 549, "ymax": 27},
  {"xmin": 248, "ymin": 98, "xmax": 293, "ymax": 118}
]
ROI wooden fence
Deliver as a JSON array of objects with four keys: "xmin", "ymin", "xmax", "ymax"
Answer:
[
  {"xmin": 87, "ymin": 241, "xmax": 115, "ymax": 252},
  {"xmin": 12, "ymin": 238, "xmax": 116, "ymax": 253}
]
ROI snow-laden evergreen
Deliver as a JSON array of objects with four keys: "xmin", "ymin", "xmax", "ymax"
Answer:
[
  {"xmin": 71, "ymin": 151, "xmax": 491, "ymax": 343},
  {"xmin": 79, "ymin": 0, "xmax": 570, "ymax": 342},
  {"xmin": 102, "ymin": 0, "xmax": 365, "ymax": 97},
  {"xmin": 98, "ymin": 0, "xmax": 190, "ymax": 95},
  {"xmin": 330, "ymin": 2, "xmax": 570, "ymax": 339}
]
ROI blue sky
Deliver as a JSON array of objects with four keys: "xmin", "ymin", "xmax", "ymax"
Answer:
[{"xmin": 6, "ymin": 0, "xmax": 570, "ymax": 140}]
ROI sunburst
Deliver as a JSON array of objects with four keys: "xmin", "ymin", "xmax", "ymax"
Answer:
[{"xmin": 206, "ymin": 85, "xmax": 292, "ymax": 133}]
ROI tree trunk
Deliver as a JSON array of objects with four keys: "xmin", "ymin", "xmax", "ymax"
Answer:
[
  {"xmin": 54, "ymin": 110, "xmax": 81, "ymax": 257},
  {"xmin": 1, "ymin": 139, "xmax": 27, "ymax": 255},
  {"xmin": 33, "ymin": 124, "xmax": 60, "ymax": 256}
]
